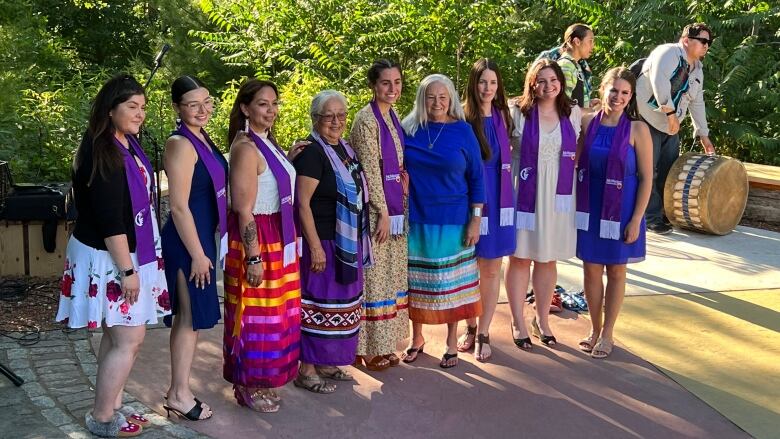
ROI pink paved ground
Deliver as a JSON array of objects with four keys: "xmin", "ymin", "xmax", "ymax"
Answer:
[{"xmin": 113, "ymin": 305, "xmax": 748, "ymax": 439}]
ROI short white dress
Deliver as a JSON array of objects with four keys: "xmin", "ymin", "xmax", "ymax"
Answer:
[
  {"xmin": 510, "ymin": 106, "xmax": 581, "ymax": 262},
  {"xmin": 56, "ymin": 159, "xmax": 170, "ymax": 328}
]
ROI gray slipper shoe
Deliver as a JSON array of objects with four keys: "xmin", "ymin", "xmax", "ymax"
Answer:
[{"xmin": 85, "ymin": 411, "xmax": 142, "ymax": 437}]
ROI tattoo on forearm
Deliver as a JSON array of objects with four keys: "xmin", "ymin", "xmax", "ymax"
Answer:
[{"xmin": 243, "ymin": 222, "xmax": 258, "ymax": 248}]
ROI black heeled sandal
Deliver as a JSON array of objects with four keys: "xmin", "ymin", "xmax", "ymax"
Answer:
[{"xmin": 531, "ymin": 318, "xmax": 557, "ymax": 346}]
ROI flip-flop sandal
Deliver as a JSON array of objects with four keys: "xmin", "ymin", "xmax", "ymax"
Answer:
[
  {"xmin": 474, "ymin": 334, "xmax": 492, "ymax": 362},
  {"xmin": 402, "ymin": 343, "xmax": 425, "ymax": 363},
  {"xmin": 456, "ymin": 325, "xmax": 477, "ymax": 352},
  {"xmin": 439, "ymin": 352, "xmax": 458, "ymax": 369}
]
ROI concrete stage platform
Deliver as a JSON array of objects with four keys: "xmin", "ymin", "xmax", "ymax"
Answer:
[{"xmin": 109, "ymin": 225, "xmax": 778, "ymax": 438}]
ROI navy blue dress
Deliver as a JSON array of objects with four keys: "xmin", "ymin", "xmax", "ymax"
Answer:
[
  {"xmin": 475, "ymin": 116, "xmax": 517, "ymax": 259},
  {"xmin": 161, "ymin": 150, "xmax": 228, "ymax": 329},
  {"xmin": 576, "ymin": 125, "xmax": 646, "ymax": 264}
]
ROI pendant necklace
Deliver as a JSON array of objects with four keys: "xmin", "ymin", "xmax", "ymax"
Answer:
[{"xmin": 426, "ymin": 122, "xmax": 446, "ymax": 149}]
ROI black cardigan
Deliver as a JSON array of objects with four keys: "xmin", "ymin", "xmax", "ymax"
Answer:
[{"xmin": 71, "ymin": 133, "xmax": 136, "ymax": 251}]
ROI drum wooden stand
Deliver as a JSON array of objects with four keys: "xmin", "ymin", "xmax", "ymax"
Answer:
[{"xmin": 664, "ymin": 153, "xmax": 749, "ymax": 235}]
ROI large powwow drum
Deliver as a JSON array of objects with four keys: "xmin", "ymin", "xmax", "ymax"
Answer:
[{"xmin": 664, "ymin": 153, "xmax": 748, "ymax": 235}]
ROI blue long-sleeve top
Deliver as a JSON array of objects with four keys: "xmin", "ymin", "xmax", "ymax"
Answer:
[{"xmin": 404, "ymin": 120, "xmax": 485, "ymax": 225}]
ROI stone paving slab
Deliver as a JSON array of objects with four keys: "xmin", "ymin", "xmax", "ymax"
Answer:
[{"xmin": 0, "ymin": 328, "xmax": 212, "ymax": 438}]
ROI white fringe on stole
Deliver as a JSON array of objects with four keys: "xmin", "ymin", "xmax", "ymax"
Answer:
[
  {"xmin": 515, "ymin": 211, "xmax": 536, "ymax": 231},
  {"xmin": 297, "ymin": 237, "xmax": 303, "ymax": 257},
  {"xmin": 389, "ymin": 214, "xmax": 405, "ymax": 235},
  {"xmin": 555, "ymin": 194, "xmax": 573, "ymax": 213},
  {"xmin": 575, "ymin": 211, "xmax": 590, "ymax": 231},
  {"xmin": 499, "ymin": 207, "xmax": 515, "ymax": 227},
  {"xmin": 219, "ymin": 234, "xmax": 228, "ymax": 269},
  {"xmin": 599, "ymin": 219, "xmax": 621, "ymax": 240},
  {"xmin": 283, "ymin": 241, "xmax": 297, "ymax": 267},
  {"xmin": 480, "ymin": 218, "xmax": 489, "ymax": 236}
]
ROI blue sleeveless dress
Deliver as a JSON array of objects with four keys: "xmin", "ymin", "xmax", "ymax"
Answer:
[
  {"xmin": 475, "ymin": 116, "xmax": 517, "ymax": 259},
  {"xmin": 576, "ymin": 125, "xmax": 645, "ymax": 264},
  {"xmin": 161, "ymin": 150, "xmax": 228, "ymax": 329}
]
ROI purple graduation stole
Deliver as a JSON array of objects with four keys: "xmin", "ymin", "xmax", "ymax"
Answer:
[
  {"xmin": 481, "ymin": 105, "xmax": 515, "ymax": 235},
  {"xmin": 369, "ymin": 100, "xmax": 405, "ymax": 235},
  {"xmin": 576, "ymin": 111, "xmax": 632, "ymax": 240},
  {"xmin": 114, "ymin": 135, "xmax": 156, "ymax": 267},
  {"xmin": 515, "ymin": 105, "xmax": 577, "ymax": 230},
  {"xmin": 247, "ymin": 129, "xmax": 299, "ymax": 267},
  {"xmin": 173, "ymin": 123, "xmax": 228, "ymax": 268}
]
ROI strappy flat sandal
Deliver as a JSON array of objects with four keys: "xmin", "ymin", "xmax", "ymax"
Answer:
[
  {"xmin": 531, "ymin": 317, "xmax": 557, "ymax": 347},
  {"xmin": 439, "ymin": 352, "xmax": 458, "ymax": 369},
  {"xmin": 85, "ymin": 412, "xmax": 143, "ymax": 437},
  {"xmin": 234, "ymin": 386, "xmax": 280, "ymax": 413},
  {"xmin": 474, "ymin": 334, "xmax": 492, "ymax": 362},
  {"xmin": 294, "ymin": 373, "xmax": 337, "ymax": 394},
  {"xmin": 456, "ymin": 325, "xmax": 478, "ymax": 352},
  {"xmin": 315, "ymin": 366, "xmax": 354, "ymax": 381},
  {"xmin": 591, "ymin": 338, "xmax": 614, "ymax": 359},
  {"xmin": 579, "ymin": 335, "xmax": 597, "ymax": 353}
]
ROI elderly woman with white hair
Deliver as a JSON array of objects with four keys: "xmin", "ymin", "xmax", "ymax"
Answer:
[
  {"xmin": 293, "ymin": 90, "xmax": 372, "ymax": 392},
  {"xmin": 401, "ymin": 74, "xmax": 485, "ymax": 369}
]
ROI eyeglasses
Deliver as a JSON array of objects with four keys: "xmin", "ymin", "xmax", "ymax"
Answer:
[
  {"xmin": 688, "ymin": 36, "xmax": 714, "ymax": 46},
  {"xmin": 180, "ymin": 98, "xmax": 215, "ymax": 112},
  {"xmin": 317, "ymin": 113, "xmax": 348, "ymax": 123}
]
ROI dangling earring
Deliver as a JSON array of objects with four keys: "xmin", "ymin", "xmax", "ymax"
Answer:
[
  {"xmin": 244, "ymin": 117, "xmax": 249, "ymax": 133},
  {"xmin": 175, "ymin": 113, "xmax": 181, "ymax": 126}
]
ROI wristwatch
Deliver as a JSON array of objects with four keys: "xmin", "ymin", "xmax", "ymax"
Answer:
[
  {"xmin": 120, "ymin": 267, "xmax": 136, "ymax": 277},
  {"xmin": 665, "ymin": 110, "xmax": 676, "ymax": 116},
  {"xmin": 471, "ymin": 207, "xmax": 482, "ymax": 217}
]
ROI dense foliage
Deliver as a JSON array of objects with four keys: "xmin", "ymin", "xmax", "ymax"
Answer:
[{"xmin": 1, "ymin": 0, "xmax": 778, "ymax": 182}]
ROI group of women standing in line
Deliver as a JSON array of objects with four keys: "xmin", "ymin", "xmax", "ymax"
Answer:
[{"xmin": 56, "ymin": 22, "xmax": 653, "ymax": 437}]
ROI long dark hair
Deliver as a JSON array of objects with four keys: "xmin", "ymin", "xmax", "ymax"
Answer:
[
  {"xmin": 518, "ymin": 59, "xmax": 572, "ymax": 119},
  {"xmin": 228, "ymin": 79, "xmax": 279, "ymax": 146},
  {"xmin": 561, "ymin": 23, "xmax": 592, "ymax": 52},
  {"xmin": 76, "ymin": 73, "xmax": 145, "ymax": 184},
  {"xmin": 171, "ymin": 75, "xmax": 206, "ymax": 104},
  {"xmin": 463, "ymin": 58, "xmax": 513, "ymax": 160},
  {"xmin": 367, "ymin": 58, "xmax": 403, "ymax": 86},
  {"xmin": 600, "ymin": 67, "xmax": 640, "ymax": 120}
]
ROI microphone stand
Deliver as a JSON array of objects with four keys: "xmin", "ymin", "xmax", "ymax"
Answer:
[{"xmin": 140, "ymin": 44, "xmax": 171, "ymax": 224}]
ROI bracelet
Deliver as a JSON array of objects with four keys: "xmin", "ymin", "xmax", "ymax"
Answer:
[
  {"xmin": 245, "ymin": 255, "xmax": 262, "ymax": 266},
  {"xmin": 471, "ymin": 206, "xmax": 482, "ymax": 217}
]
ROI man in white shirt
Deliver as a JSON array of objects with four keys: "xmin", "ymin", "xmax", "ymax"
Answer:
[{"xmin": 635, "ymin": 23, "xmax": 716, "ymax": 234}]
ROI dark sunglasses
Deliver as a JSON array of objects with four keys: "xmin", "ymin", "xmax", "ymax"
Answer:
[{"xmin": 688, "ymin": 36, "xmax": 714, "ymax": 46}]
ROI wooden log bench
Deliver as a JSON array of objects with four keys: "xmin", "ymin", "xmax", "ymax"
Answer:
[{"xmin": 743, "ymin": 163, "xmax": 780, "ymax": 226}]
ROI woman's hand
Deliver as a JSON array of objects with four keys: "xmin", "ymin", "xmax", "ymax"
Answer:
[
  {"xmin": 121, "ymin": 273, "xmax": 140, "ymax": 306},
  {"xmin": 189, "ymin": 254, "xmax": 213, "ymax": 290},
  {"xmin": 399, "ymin": 167, "xmax": 409, "ymax": 197},
  {"xmin": 464, "ymin": 217, "xmax": 481, "ymax": 247},
  {"xmin": 287, "ymin": 140, "xmax": 312, "ymax": 161},
  {"xmin": 245, "ymin": 262, "xmax": 263, "ymax": 287},
  {"xmin": 310, "ymin": 245, "xmax": 327, "ymax": 273},
  {"xmin": 624, "ymin": 218, "xmax": 641, "ymax": 244},
  {"xmin": 374, "ymin": 213, "xmax": 390, "ymax": 244}
]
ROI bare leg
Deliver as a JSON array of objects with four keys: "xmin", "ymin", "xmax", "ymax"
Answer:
[
  {"xmin": 583, "ymin": 263, "xmax": 605, "ymax": 335},
  {"xmin": 505, "ymin": 257, "xmax": 531, "ymax": 339},
  {"xmin": 474, "ymin": 258, "xmax": 501, "ymax": 360},
  {"xmin": 531, "ymin": 261, "xmax": 557, "ymax": 335},
  {"xmin": 92, "ymin": 324, "xmax": 146, "ymax": 422},
  {"xmin": 166, "ymin": 270, "xmax": 211, "ymax": 418},
  {"xmin": 601, "ymin": 264, "xmax": 627, "ymax": 342}
]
